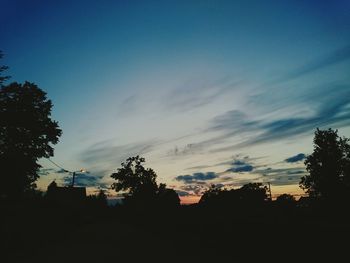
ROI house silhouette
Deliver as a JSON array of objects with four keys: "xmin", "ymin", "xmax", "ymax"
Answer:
[{"xmin": 46, "ymin": 181, "xmax": 86, "ymax": 205}]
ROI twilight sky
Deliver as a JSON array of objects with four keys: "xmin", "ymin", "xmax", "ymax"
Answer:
[{"xmin": 1, "ymin": 0, "xmax": 350, "ymax": 203}]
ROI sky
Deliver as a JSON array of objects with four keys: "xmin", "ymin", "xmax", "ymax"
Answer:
[{"xmin": 1, "ymin": 0, "xmax": 350, "ymax": 203}]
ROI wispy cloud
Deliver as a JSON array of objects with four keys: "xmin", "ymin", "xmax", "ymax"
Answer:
[
  {"xmin": 165, "ymin": 46, "xmax": 350, "ymax": 157},
  {"xmin": 253, "ymin": 167, "xmax": 307, "ymax": 186},
  {"xmin": 208, "ymin": 84, "xmax": 350, "ymax": 152},
  {"xmin": 80, "ymin": 139, "xmax": 159, "ymax": 166},
  {"xmin": 164, "ymin": 77, "xmax": 243, "ymax": 112},
  {"xmin": 276, "ymin": 45, "xmax": 350, "ymax": 83},
  {"xmin": 185, "ymin": 164, "xmax": 213, "ymax": 171}
]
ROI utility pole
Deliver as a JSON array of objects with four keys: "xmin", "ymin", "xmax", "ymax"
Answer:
[
  {"xmin": 268, "ymin": 182, "xmax": 272, "ymax": 201},
  {"xmin": 71, "ymin": 172, "xmax": 76, "ymax": 187}
]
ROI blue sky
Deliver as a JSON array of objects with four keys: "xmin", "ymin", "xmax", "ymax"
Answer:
[{"xmin": 1, "ymin": 0, "xmax": 350, "ymax": 201}]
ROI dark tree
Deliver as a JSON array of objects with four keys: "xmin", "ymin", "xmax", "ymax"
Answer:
[
  {"xmin": 0, "ymin": 82, "xmax": 62, "ymax": 199},
  {"xmin": 300, "ymin": 128, "xmax": 350, "ymax": 200},
  {"xmin": 276, "ymin": 193, "xmax": 296, "ymax": 203},
  {"xmin": 157, "ymin": 183, "xmax": 180, "ymax": 207},
  {"xmin": 97, "ymin": 189, "xmax": 108, "ymax": 206},
  {"xmin": 111, "ymin": 156, "xmax": 158, "ymax": 200},
  {"xmin": 199, "ymin": 184, "xmax": 224, "ymax": 204},
  {"xmin": 0, "ymin": 51, "xmax": 10, "ymax": 86},
  {"xmin": 237, "ymin": 182, "xmax": 268, "ymax": 204},
  {"xmin": 275, "ymin": 194, "xmax": 296, "ymax": 208},
  {"xmin": 199, "ymin": 183, "xmax": 267, "ymax": 208},
  {"xmin": 111, "ymin": 156, "xmax": 179, "ymax": 207}
]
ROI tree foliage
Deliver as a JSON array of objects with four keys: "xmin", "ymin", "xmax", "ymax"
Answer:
[
  {"xmin": 275, "ymin": 194, "xmax": 296, "ymax": 208},
  {"xmin": 111, "ymin": 156, "xmax": 179, "ymax": 206},
  {"xmin": 0, "ymin": 82, "xmax": 62, "ymax": 199},
  {"xmin": 199, "ymin": 183, "xmax": 268, "ymax": 208},
  {"xmin": 300, "ymin": 128, "xmax": 350, "ymax": 200},
  {"xmin": 111, "ymin": 156, "xmax": 158, "ymax": 199},
  {"xmin": 0, "ymin": 51, "xmax": 10, "ymax": 86}
]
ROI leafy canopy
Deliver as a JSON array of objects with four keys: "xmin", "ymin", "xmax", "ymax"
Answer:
[
  {"xmin": 111, "ymin": 156, "xmax": 158, "ymax": 198},
  {"xmin": 111, "ymin": 156, "xmax": 180, "ymax": 206},
  {"xmin": 300, "ymin": 128, "xmax": 350, "ymax": 200},
  {"xmin": 0, "ymin": 82, "xmax": 62, "ymax": 198}
]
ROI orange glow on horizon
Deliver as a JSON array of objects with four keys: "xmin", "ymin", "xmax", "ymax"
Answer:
[{"xmin": 180, "ymin": 195, "xmax": 201, "ymax": 205}]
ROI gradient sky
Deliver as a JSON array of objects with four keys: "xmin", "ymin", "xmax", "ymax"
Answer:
[{"xmin": 1, "ymin": 0, "xmax": 350, "ymax": 203}]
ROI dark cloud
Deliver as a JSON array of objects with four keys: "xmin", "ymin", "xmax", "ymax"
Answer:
[
  {"xmin": 56, "ymin": 168, "xmax": 69, "ymax": 174},
  {"xmin": 175, "ymin": 172, "xmax": 218, "ymax": 184},
  {"xmin": 232, "ymin": 160, "xmax": 246, "ymax": 165},
  {"xmin": 176, "ymin": 190, "xmax": 190, "ymax": 197},
  {"xmin": 38, "ymin": 168, "xmax": 56, "ymax": 176},
  {"xmin": 63, "ymin": 173, "xmax": 105, "ymax": 187},
  {"xmin": 39, "ymin": 168, "xmax": 69, "ymax": 176},
  {"xmin": 287, "ymin": 170, "xmax": 305, "ymax": 175},
  {"xmin": 227, "ymin": 165, "xmax": 254, "ymax": 173},
  {"xmin": 226, "ymin": 155, "xmax": 255, "ymax": 173},
  {"xmin": 179, "ymin": 184, "xmax": 207, "ymax": 195},
  {"xmin": 285, "ymin": 153, "xmax": 306, "ymax": 163}
]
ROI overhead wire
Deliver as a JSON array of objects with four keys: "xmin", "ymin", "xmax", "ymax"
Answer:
[{"xmin": 46, "ymin": 158, "xmax": 70, "ymax": 173}]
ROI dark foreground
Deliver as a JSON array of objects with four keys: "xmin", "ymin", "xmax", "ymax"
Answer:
[{"xmin": 2, "ymin": 202, "xmax": 350, "ymax": 263}]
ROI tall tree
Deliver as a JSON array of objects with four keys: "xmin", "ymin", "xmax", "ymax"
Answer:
[
  {"xmin": 0, "ymin": 51, "xmax": 10, "ymax": 86},
  {"xmin": 0, "ymin": 82, "xmax": 62, "ymax": 199},
  {"xmin": 300, "ymin": 128, "xmax": 350, "ymax": 200}
]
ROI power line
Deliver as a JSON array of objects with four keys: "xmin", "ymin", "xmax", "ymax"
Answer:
[{"xmin": 46, "ymin": 158, "xmax": 70, "ymax": 173}]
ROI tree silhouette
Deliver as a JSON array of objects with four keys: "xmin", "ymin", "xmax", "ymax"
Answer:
[
  {"xmin": 276, "ymin": 193, "xmax": 296, "ymax": 203},
  {"xmin": 199, "ymin": 183, "xmax": 268, "ymax": 208},
  {"xmin": 157, "ymin": 183, "xmax": 180, "ymax": 207},
  {"xmin": 199, "ymin": 184, "xmax": 224, "ymax": 205},
  {"xmin": 111, "ymin": 156, "xmax": 158, "ymax": 202},
  {"xmin": 111, "ymin": 156, "xmax": 179, "ymax": 207},
  {"xmin": 0, "ymin": 82, "xmax": 62, "ymax": 199},
  {"xmin": 0, "ymin": 51, "xmax": 10, "ymax": 86},
  {"xmin": 97, "ymin": 189, "xmax": 108, "ymax": 206},
  {"xmin": 300, "ymin": 128, "xmax": 350, "ymax": 201},
  {"xmin": 275, "ymin": 193, "xmax": 296, "ymax": 209}
]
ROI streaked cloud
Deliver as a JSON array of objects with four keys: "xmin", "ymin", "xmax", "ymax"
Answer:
[
  {"xmin": 276, "ymin": 45, "xmax": 350, "ymax": 83},
  {"xmin": 285, "ymin": 153, "xmax": 306, "ymax": 163},
  {"xmin": 80, "ymin": 139, "xmax": 159, "ymax": 166},
  {"xmin": 164, "ymin": 77, "xmax": 242, "ymax": 112},
  {"xmin": 175, "ymin": 172, "xmax": 218, "ymax": 184}
]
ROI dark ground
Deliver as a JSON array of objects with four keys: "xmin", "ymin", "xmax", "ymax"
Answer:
[{"xmin": 2, "ymin": 202, "xmax": 350, "ymax": 263}]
